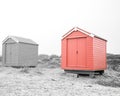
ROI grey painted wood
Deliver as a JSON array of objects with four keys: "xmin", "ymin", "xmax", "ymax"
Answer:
[{"xmin": 2, "ymin": 36, "xmax": 38, "ymax": 67}]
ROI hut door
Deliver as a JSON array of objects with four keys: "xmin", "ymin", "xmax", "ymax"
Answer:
[
  {"xmin": 77, "ymin": 38, "xmax": 86, "ymax": 67},
  {"xmin": 6, "ymin": 44, "xmax": 12, "ymax": 64},
  {"xmin": 5, "ymin": 43, "xmax": 17, "ymax": 65},
  {"xmin": 67, "ymin": 37, "xmax": 86, "ymax": 67},
  {"xmin": 67, "ymin": 38, "xmax": 77, "ymax": 67}
]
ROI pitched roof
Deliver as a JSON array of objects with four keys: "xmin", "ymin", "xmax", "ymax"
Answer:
[
  {"xmin": 3, "ymin": 36, "xmax": 38, "ymax": 45},
  {"xmin": 62, "ymin": 27, "xmax": 107, "ymax": 41}
]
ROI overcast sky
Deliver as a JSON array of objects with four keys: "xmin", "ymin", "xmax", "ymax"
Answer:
[{"xmin": 0, "ymin": 0, "xmax": 120, "ymax": 55}]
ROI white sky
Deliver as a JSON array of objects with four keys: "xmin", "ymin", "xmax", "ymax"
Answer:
[{"xmin": 0, "ymin": 0, "xmax": 120, "ymax": 55}]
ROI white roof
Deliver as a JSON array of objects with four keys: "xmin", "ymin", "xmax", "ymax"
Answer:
[
  {"xmin": 62, "ymin": 27, "xmax": 107, "ymax": 41},
  {"xmin": 3, "ymin": 36, "xmax": 38, "ymax": 45}
]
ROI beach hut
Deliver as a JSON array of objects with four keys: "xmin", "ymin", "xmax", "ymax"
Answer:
[
  {"xmin": 61, "ymin": 27, "xmax": 107, "ymax": 77},
  {"xmin": 2, "ymin": 36, "xmax": 38, "ymax": 67}
]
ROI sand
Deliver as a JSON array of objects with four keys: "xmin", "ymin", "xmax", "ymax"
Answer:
[{"xmin": 0, "ymin": 65, "xmax": 119, "ymax": 96}]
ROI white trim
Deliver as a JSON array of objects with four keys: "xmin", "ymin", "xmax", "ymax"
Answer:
[
  {"xmin": 89, "ymin": 34, "xmax": 94, "ymax": 37},
  {"xmin": 11, "ymin": 36, "xmax": 19, "ymax": 43},
  {"xmin": 62, "ymin": 27, "xmax": 95, "ymax": 39},
  {"xmin": 2, "ymin": 36, "xmax": 19, "ymax": 43}
]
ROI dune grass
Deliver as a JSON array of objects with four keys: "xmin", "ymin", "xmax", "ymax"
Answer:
[
  {"xmin": 38, "ymin": 54, "xmax": 60, "ymax": 68},
  {"xmin": 97, "ymin": 54, "xmax": 120, "ymax": 87}
]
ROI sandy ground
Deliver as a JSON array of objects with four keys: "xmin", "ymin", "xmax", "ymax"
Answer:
[{"xmin": 0, "ymin": 64, "xmax": 120, "ymax": 96}]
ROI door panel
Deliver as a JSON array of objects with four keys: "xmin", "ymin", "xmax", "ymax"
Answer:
[
  {"xmin": 5, "ymin": 43, "xmax": 17, "ymax": 65},
  {"xmin": 67, "ymin": 38, "xmax": 77, "ymax": 67},
  {"xmin": 11, "ymin": 44, "xmax": 17, "ymax": 65},
  {"xmin": 67, "ymin": 37, "xmax": 87, "ymax": 68},
  {"xmin": 77, "ymin": 38, "xmax": 86, "ymax": 67},
  {"xmin": 6, "ymin": 44, "xmax": 11, "ymax": 64}
]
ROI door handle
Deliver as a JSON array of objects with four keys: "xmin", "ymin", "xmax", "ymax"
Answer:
[{"xmin": 76, "ymin": 50, "xmax": 78, "ymax": 54}]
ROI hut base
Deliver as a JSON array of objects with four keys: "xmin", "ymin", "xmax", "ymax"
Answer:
[{"xmin": 64, "ymin": 70, "xmax": 104, "ymax": 78}]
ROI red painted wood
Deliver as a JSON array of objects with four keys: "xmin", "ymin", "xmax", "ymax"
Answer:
[
  {"xmin": 67, "ymin": 38, "xmax": 77, "ymax": 67},
  {"xmin": 61, "ymin": 27, "xmax": 107, "ymax": 71},
  {"xmin": 77, "ymin": 37, "xmax": 86, "ymax": 68}
]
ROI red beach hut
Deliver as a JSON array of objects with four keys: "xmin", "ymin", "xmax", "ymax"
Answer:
[{"xmin": 61, "ymin": 27, "xmax": 107, "ymax": 77}]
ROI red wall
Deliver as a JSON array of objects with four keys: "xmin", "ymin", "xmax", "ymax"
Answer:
[
  {"xmin": 93, "ymin": 37, "xmax": 107, "ymax": 70},
  {"xmin": 86, "ymin": 37, "xmax": 94, "ymax": 70}
]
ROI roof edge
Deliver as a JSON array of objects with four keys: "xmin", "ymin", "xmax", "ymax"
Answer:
[
  {"xmin": 94, "ymin": 35, "xmax": 107, "ymax": 41},
  {"xmin": 18, "ymin": 41, "xmax": 39, "ymax": 45},
  {"xmin": 2, "ymin": 36, "xmax": 38, "ymax": 45},
  {"xmin": 2, "ymin": 36, "xmax": 19, "ymax": 43},
  {"xmin": 62, "ymin": 27, "xmax": 107, "ymax": 41},
  {"xmin": 62, "ymin": 27, "xmax": 94, "ymax": 39}
]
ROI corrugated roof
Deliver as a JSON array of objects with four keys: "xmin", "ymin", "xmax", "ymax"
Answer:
[
  {"xmin": 3, "ymin": 36, "xmax": 38, "ymax": 45},
  {"xmin": 62, "ymin": 27, "xmax": 107, "ymax": 41}
]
